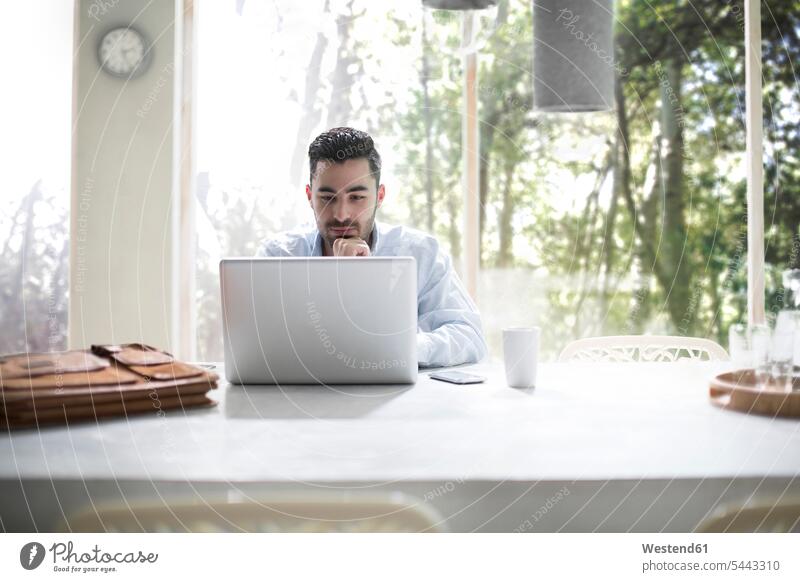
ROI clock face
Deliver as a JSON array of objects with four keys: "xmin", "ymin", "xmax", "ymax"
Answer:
[{"xmin": 98, "ymin": 27, "xmax": 149, "ymax": 78}]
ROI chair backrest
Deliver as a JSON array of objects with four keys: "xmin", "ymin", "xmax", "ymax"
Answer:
[
  {"xmin": 697, "ymin": 500, "xmax": 800, "ymax": 532},
  {"xmin": 558, "ymin": 335, "xmax": 729, "ymax": 363},
  {"xmin": 59, "ymin": 493, "xmax": 445, "ymax": 533}
]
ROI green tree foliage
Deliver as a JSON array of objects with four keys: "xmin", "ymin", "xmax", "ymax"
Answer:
[{"xmin": 387, "ymin": 0, "xmax": 800, "ymax": 355}]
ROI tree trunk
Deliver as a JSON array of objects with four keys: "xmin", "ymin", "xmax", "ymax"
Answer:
[
  {"xmin": 422, "ymin": 14, "xmax": 435, "ymax": 233},
  {"xmin": 289, "ymin": 0, "xmax": 330, "ymax": 189},
  {"xmin": 496, "ymin": 160, "xmax": 516, "ymax": 267},
  {"xmin": 655, "ymin": 58, "xmax": 693, "ymax": 333},
  {"xmin": 16, "ymin": 182, "xmax": 41, "ymax": 351},
  {"xmin": 601, "ymin": 139, "xmax": 619, "ymax": 311},
  {"xmin": 325, "ymin": 0, "xmax": 359, "ymax": 129},
  {"xmin": 615, "ymin": 74, "xmax": 654, "ymax": 333},
  {"xmin": 478, "ymin": 107, "xmax": 501, "ymax": 267},
  {"xmin": 616, "ymin": 74, "xmax": 653, "ymax": 264}
]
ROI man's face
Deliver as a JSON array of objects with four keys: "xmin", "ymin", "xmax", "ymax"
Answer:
[{"xmin": 306, "ymin": 158, "xmax": 385, "ymax": 253}]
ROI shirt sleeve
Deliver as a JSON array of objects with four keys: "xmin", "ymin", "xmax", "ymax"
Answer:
[
  {"xmin": 255, "ymin": 239, "xmax": 273, "ymax": 257},
  {"xmin": 416, "ymin": 240, "xmax": 489, "ymax": 368}
]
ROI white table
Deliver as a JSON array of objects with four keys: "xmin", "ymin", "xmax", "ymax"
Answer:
[{"xmin": 1, "ymin": 361, "xmax": 798, "ymax": 532}]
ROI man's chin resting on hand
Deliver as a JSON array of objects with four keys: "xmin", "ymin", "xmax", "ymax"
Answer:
[
  {"xmin": 256, "ymin": 127, "xmax": 489, "ymax": 368},
  {"xmin": 332, "ymin": 236, "xmax": 371, "ymax": 257}
]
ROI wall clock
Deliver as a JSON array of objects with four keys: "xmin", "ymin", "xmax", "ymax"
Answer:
[{"xmin": 97, "ymin": 26, "xmax": 151, "ymax": 79}]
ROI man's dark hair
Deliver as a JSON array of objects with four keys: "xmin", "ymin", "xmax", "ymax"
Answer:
[{"xmin": 308, "ymin": 127, "xmax": 381, "ymax": 187}]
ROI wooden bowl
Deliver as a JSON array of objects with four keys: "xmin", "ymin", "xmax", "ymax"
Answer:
[{"xmin": 709, "ymin": 369, "xmax": 800, "ymax": 418}]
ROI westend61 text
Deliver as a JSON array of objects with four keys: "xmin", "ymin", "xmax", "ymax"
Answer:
[{"xmin": 642, "ymin": 543, "xmax": 708, "ymax": 554}]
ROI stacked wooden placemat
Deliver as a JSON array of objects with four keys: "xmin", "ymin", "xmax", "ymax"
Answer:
[{"xmin": 0, "ymin": 344, "xmax": 218, "ymax": 430}]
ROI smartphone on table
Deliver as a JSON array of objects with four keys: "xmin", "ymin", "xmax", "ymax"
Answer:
[{"xmin": 428, "ymin": 370, "xmax": 486, "ymax": 385}]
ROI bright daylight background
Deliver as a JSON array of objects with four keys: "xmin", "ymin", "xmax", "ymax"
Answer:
[
  {"xmin": 3, "ymin": 0, "xmax": 800, "ymax": 363},
  {"xmin": 1, "ymin": 2, "xmax": 72, "ymax": 354}
]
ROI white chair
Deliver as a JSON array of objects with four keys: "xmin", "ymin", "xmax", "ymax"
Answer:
[
  {"xmin": 558, "ymin": 335, "xmax": 729, "ymax": 363},
  {"xmin": 696, "ymin": 499, "xmax": 800, "ymax": 532},
  {"xmin": 58, "ymin": 492, "xmax": 445, "ymax": 533}
]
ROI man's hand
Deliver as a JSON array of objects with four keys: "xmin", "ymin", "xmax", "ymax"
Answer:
[{"xmin": 332, "ymin": 237, "xmax": 371, "ymax": 257}]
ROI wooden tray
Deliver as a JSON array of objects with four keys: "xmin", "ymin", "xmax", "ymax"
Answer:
[{"xmin": 710, "ymin": 369, "xmax": 800, "ymax": 418}]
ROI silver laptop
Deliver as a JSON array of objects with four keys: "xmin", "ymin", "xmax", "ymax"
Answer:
[{"xmin": 220, "ymin": 257, "xmax": 418, "ymax": 384}]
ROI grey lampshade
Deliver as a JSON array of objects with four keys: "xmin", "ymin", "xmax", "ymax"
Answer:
[
  {"xmin": 533, "ymin": 0, "xmax": 615, "ymax": 112},
  {"xmin": 422, "ymin": 0, "xmax": 497, "ymax": 9}
]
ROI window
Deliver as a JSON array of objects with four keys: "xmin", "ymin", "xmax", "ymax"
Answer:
[
  {"xmin": 195, "ymin": 0, "xmax": 430, "ymax": 360},
  {"xmin": 0, "ymin": 3, "xmax": 73, "ymax": 354},
  {"xmin": 195, "ymin": 0, "xmax": 798, "ymax": 360}
]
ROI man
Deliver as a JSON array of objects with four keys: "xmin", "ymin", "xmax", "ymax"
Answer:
[{"xmin": 257, "ymin": 127, "xmax": 488, "ymax": 368}]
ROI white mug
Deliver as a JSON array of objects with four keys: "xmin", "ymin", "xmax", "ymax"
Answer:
[{"xmin": 503, "ymin": 327, "xmax": 540, "ymax": 388}]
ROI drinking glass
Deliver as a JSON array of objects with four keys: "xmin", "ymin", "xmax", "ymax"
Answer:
[
  {"xmin": 769, "ymin": 326, "xmax": 795, "ymax": 391},
  {"xmin": 729, "ymin": 323, "xmax": 769, "ymax": 371}
]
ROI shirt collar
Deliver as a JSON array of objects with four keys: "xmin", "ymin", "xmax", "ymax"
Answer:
[{"xmin": 311, "ymin": 230, "xmax": 323, "ymax": 256}]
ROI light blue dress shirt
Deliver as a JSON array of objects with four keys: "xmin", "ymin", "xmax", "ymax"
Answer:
[{"xmin": 256, "ymin": 221, "xmax": 489, "ymax": 367}]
